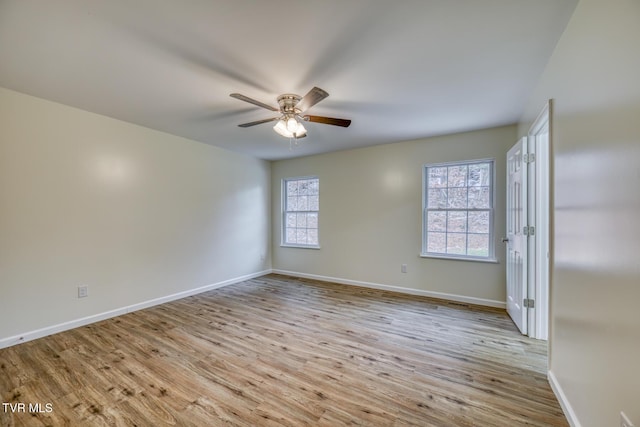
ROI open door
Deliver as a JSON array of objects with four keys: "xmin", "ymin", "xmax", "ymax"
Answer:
[{"xmin": 506, "ymin": 137, "xmax": 528, "ymax": 334}]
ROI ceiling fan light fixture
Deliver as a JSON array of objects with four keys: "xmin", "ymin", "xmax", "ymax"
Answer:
[
  {"xmin": 286, "ymin": 117, "xmax": 298, "ymax": 133},
  {"xmin": 273, "ymin": 118, "xmax": 307, "ymax": 139},
  {"xmin": 273, "ymin": 119, "xmax": 294, "ymax": 138},
  {"xmin": 295, "ymin": 122, "xmax": 307, "ymax": 137}
]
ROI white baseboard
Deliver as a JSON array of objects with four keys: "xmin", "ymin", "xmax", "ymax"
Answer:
[
  {"xmin": 1, "ymin": 269, "xmax": 505, "ymax": 349},
  {"xmin": 271, "ymin": 269, "xmax": 506, "ymax": 309},
  {"xmin": 0, "ymin": 270, "xmax": 271, "ymax": 350},
  {"xmin": 548, "ymin": 370, "xmax": 581, "ymax": 427}
]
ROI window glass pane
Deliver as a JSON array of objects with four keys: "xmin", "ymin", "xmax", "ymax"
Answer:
[
  {"xmin": 296, "ymin": 229, "xmax": 307, "ymax": 244},
  {"xmin": 287, "ymin": 196, "xmax": 298, "ymax": 211},
  {"xmin": 468, "ymin": 211, "xmax": 490, "ymax": 233},
  {"xmin": 447, "ymin": 211, "xmax": 467, "ymax": 232},
  {"xmin": 428, "ymin": 188, "xmax": 448, "ymax": 209},
  {"xmin": 286, "ymin": 228, "xmax": 296, "ymax": 244},
  {"xmin": 468, "ymin": 187, "xmax": 490, "ymax": 209},
  {"xmin": 447, "ymin": 165, "xmax": 468, "ymax": 187},
  {"xmin": 286, "ymin": 213, "xmax": 296, "ymax": 228},
  {"xmin": 308, "ymin": 195, "xmax": 319, "ymax": 211},
  {"xmin": 287, "ymin": 181, "xmax": 298, "ymax": 196},
  {"xmin": 427, "ymin": 232, "xmax": 446, "ymax": 253},
  {"xmin": 428, "ymin": 167, "xmax": 447, "ymax": 188},
  {"xmin": 298, "ymin": 180, "xmax": 309, "ymax": 195},
  {"xmin": 297, "ymin": 195, "xmax": 309, "ymax": 211},
  {"xmin": 468, "ymin": 163, "xmax": 490, "ymax": 186},
  {"xmin": 296, "ymin": 213, "xmax": 307, "ymax": 228},
  {"xmin": 446, "ymin": 233, "xmax": 467, "ymax": 254},
  {"xmin": 468, "ymin": 234, "xmax": 489, "ymax": 257},
  {"xmin": 309, "ymin": 179, "xmax": 319, "ymax": 195},
  {"xmin": 427, "ymin": 211, "xmax": 446, "ymax": 232},
  {"xmin": 447, "ymin": 188, "xmax": 468, "ymax": 209},
  {"xmin": 307, "ymin": 229, "xmax": 318, "ymax": 245},
  {"xmin": 307, "ymin": 212, "xmax": 318, "ymax": 228}
]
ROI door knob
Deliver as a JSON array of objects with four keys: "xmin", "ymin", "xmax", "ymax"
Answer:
[{"xmin": 501, "ymin": 237, "xmax": 509, "ymax": 243}]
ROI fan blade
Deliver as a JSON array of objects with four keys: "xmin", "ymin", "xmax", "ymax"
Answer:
[
  {"xmin": 297, "ymin": 87, "xmax": 329, "ymax": 112},
  {"xmin": 238, "ymin": 117, "xmax": 279, "ymax": 127},
  {"xmin": 304, "ymin": 115, "xmax": 351, "ymax": 127},
  {"xmin": 230, "ymin": 93, "xmax": 278, "ymax": 111}
]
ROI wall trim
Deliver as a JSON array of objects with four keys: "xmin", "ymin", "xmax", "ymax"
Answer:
[
  {"xmin": 272, "ymin": 269, "xmax": 506, "ymax": 309},
  {"xmin": 0, "ymin": 270, "xmax": 271, "ymax": 350},
  {"xmin": 1, "ymin": 268, "xmax": 506, "ymax": 349},
  {"xmin": 548, "ymin": 370, "xmax": 581, "ymax": 427}
]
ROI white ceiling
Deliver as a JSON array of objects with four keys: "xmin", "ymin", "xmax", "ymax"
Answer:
[{"xmin": 0, "ymin": 0, "xmax": 577, "ymax": 160}]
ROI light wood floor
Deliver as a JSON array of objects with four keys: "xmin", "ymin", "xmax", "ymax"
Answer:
[{"xmin": 0, "ymin": 274, "xmax": 567, "ymax": 426}]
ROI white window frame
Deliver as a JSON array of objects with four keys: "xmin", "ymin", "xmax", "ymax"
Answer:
[
  {"xmin": 421, "ymin": 159, "xmax": 497, "ymax": 262},
  {"xmin": 281, "ymin": 176, "xmax": 320, "ymax": 249}
]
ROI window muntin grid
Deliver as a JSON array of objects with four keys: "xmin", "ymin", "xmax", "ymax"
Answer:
[
  {"xmin": 282, "ymin": 177, "xmax": 319, "ymax": 248},
  {"xmin": 423, "ymin": 160, "xmax": 494, "ymax": 259}
]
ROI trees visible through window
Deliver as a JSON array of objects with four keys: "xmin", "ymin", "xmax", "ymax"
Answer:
[
  {"xmin": 423, "ymin": 160, "xmax": 494, "ymax": 260},
  {"xmin": 282, "ymin": 176, "xmax": 319, "ymax": 248}
]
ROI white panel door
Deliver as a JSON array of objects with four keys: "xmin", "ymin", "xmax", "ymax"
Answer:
[{"xmin": 506, "ymin": 137, "xmax": 528, "ymax": 334}]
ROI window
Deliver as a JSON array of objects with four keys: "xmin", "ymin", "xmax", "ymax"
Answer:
[
  {"xmin": 282, "ymin": 176, "xmax": 319, "ymax": 248},
  {"xmin": 422, "ymin": 159, "xmax": 495, "ymax": 261}
]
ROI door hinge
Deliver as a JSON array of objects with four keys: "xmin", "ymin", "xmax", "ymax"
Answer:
[
  {"xmin": 524, "ymin": 298, "xmax": 535, "ymax": 308},
  {"xmin": 523, "ymin": 225, "xmax": 535, "ymax": 236},
  {"xmin": 524, "ymin": 153, "xmax": 535, "ymax": 163}
]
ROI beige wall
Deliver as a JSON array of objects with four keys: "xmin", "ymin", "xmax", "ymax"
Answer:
[
  {"xmin": 0, "ymin": 87, "xmax": 271, "ymax": 342},
  {"xmin": 272, "ymin": 125, "xmax": 516, "ymax": 305},
  {"xmin": 519, "ymin": 0, "xmax": 640, "ymax": 425}
]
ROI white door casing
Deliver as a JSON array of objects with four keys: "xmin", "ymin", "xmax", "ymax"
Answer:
[
  {"xmin": 528, "ymin": 101, "xmax": 551, "ymax": 341},
  {"xmin": 506, "ymin": 137, "xmax": 528, "ymax": 334}
]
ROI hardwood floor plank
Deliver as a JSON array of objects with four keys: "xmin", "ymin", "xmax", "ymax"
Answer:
[{"xmin": 0, "ymin": 274, "xmax": 567, "ymax": 426}]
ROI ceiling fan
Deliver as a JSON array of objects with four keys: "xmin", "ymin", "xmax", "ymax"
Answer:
[{"xmin": 230, "ymin": 87, "xmax": 351, "ymax": 139}]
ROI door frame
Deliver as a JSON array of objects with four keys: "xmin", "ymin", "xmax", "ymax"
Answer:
[{"xmin": 526, "ymin": 101, "xmax": 551, "ymax": 340}]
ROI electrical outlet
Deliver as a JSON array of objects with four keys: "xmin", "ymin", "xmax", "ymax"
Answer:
[
  {"xmin": 401, "ymin": 264, "xmax": 407, "ymax": 273},
  {"xmin": 78, "ymin": 285, "xmax": 89, "ymax": 298},
  {"xmin": 621, "ymin": 412, "xmax": 634, "ymax": 427}
]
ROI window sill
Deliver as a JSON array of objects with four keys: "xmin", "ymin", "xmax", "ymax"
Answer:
[
  {"xmin": 281, "ymin": 244, "xmax": 321, "ymax": 250},
  {"xmin": 420, "ymin": 253, "xmax": 498, "ymax": 264}
]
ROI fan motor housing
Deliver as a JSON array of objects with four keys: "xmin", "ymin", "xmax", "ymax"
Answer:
[{"xmin": 277, "ymin": 94, "xmax": 301, "ymax": 114}]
